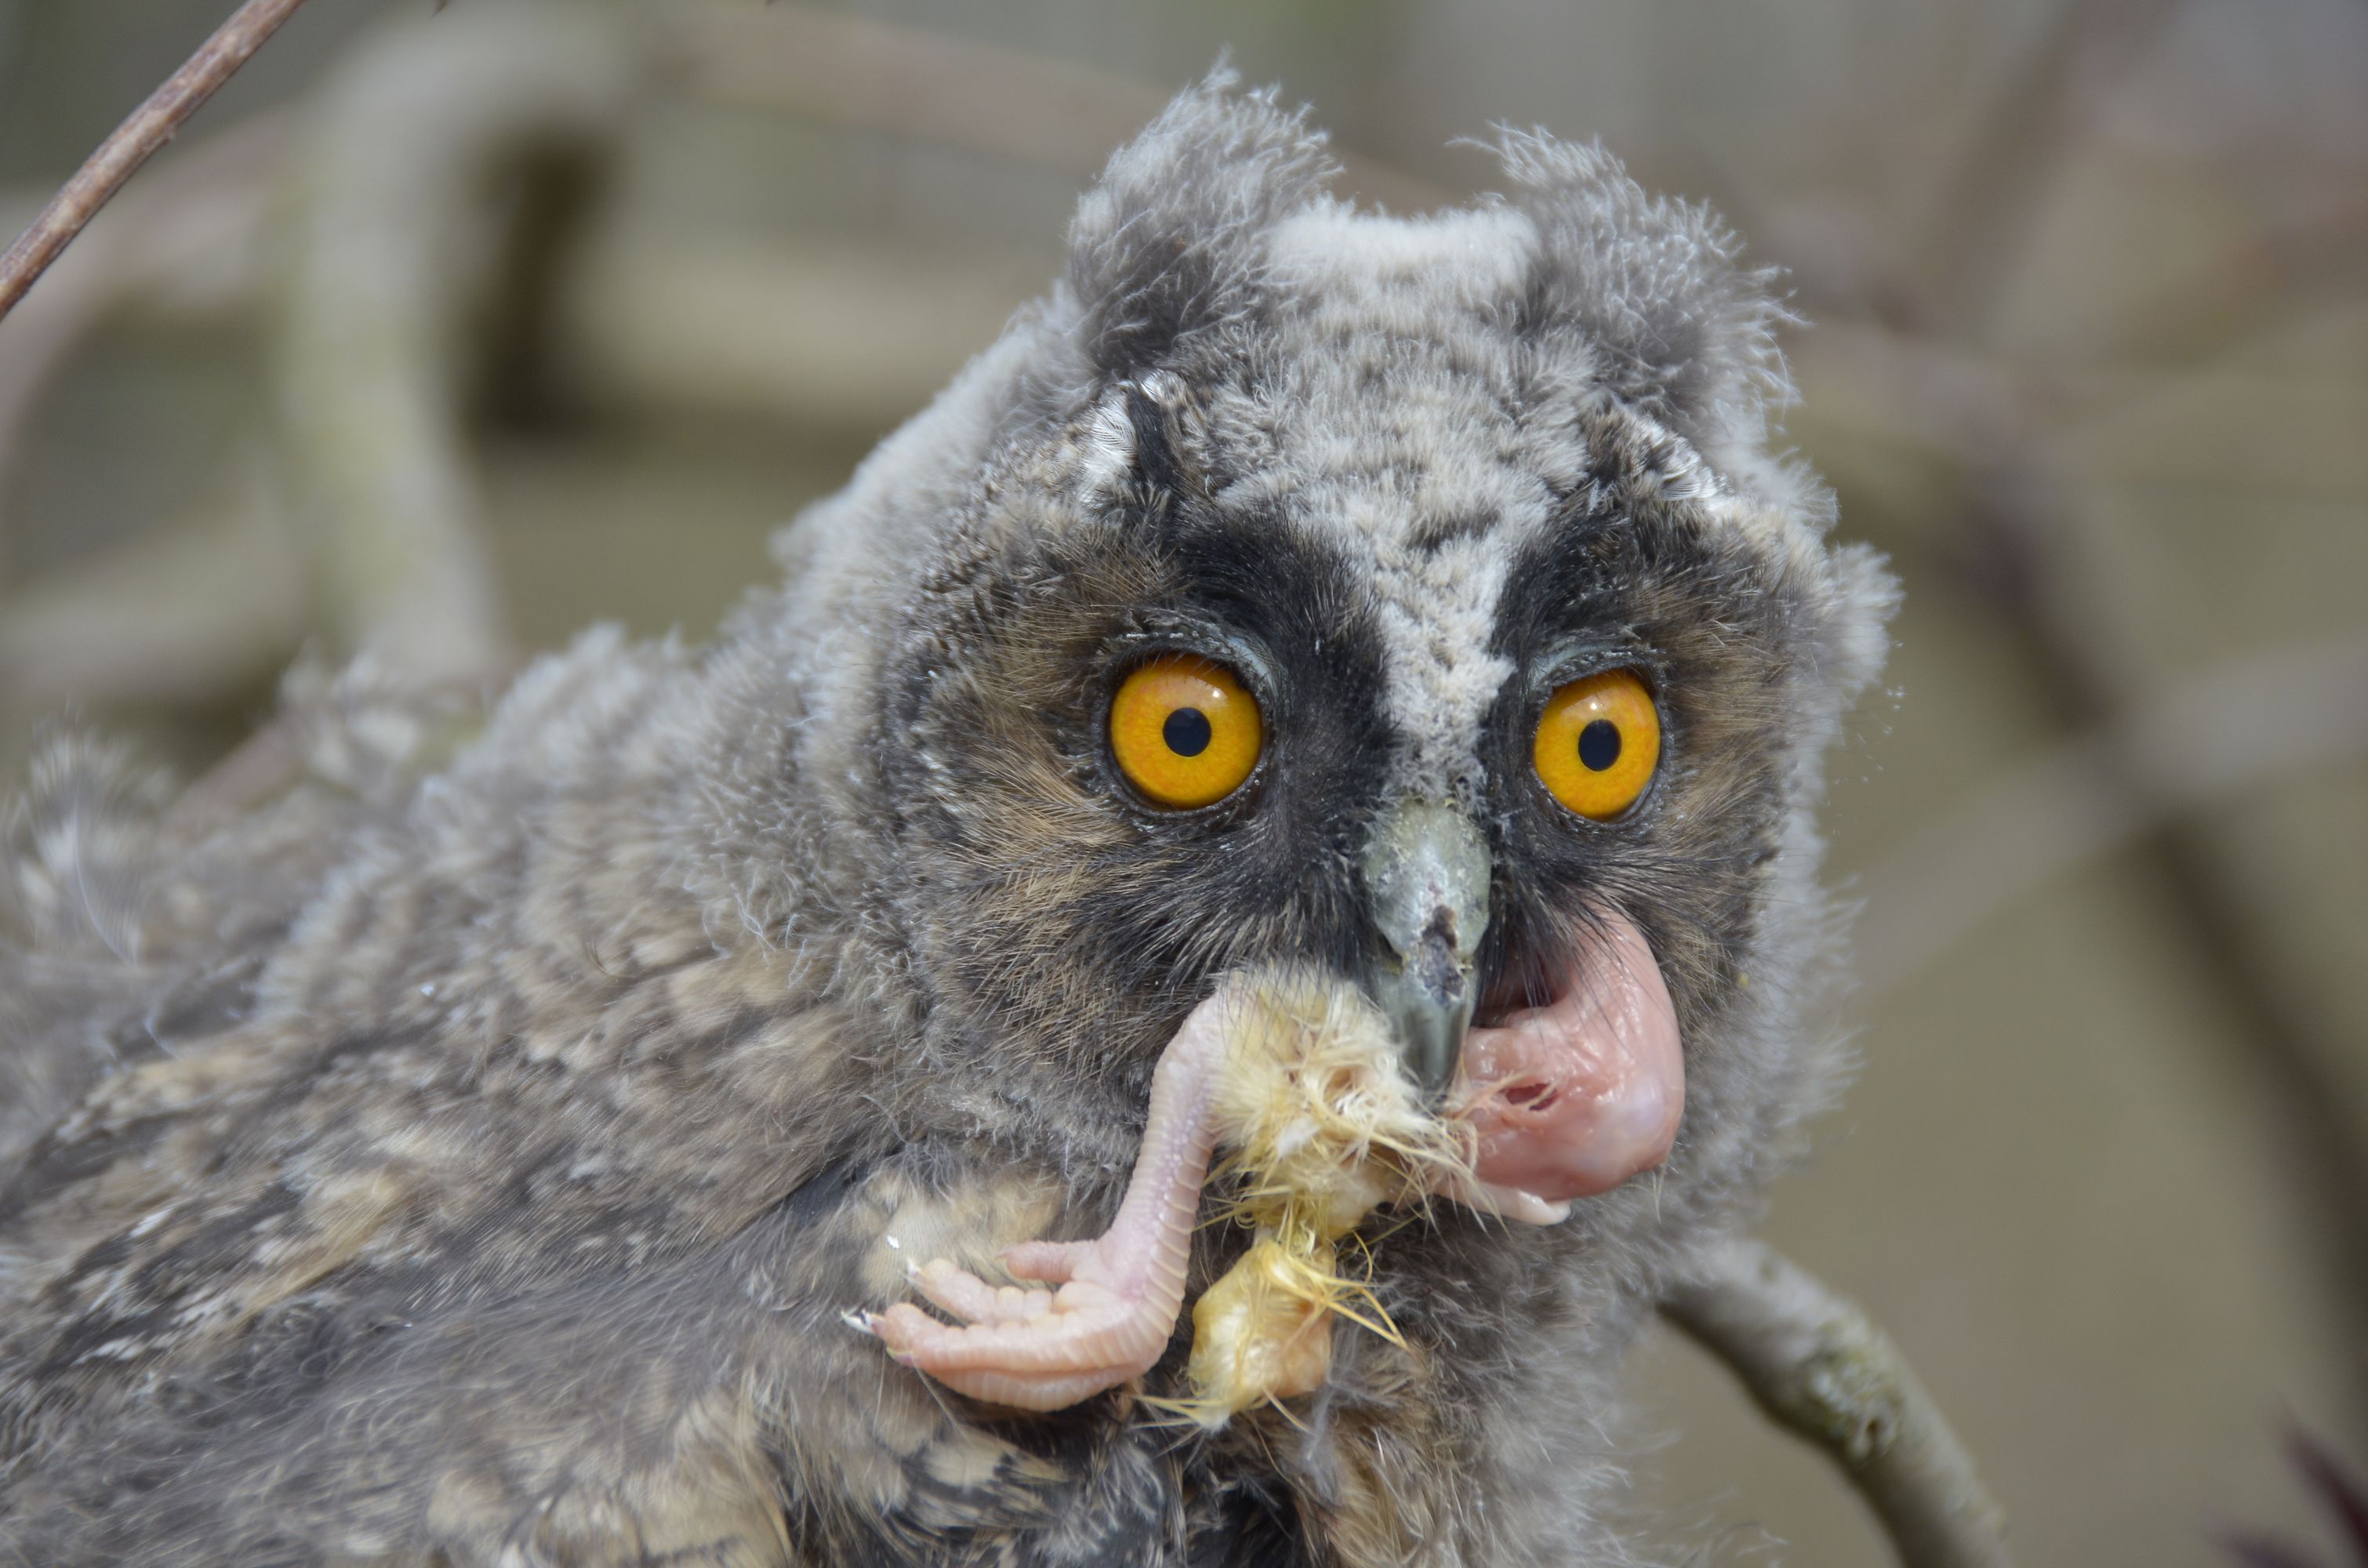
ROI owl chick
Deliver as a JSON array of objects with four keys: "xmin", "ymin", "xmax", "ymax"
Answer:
[{"xmin": 0, "ymin": 74, "xmax": 1894, "ymax": 1566}]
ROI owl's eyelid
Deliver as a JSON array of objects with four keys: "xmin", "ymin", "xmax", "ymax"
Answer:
[
  {"xmin": 1524, "ymin": 639, "xmax": 1669, "ymax": 709},
  {"xmin": 1104, "ymin": 622, "xmax": 1281, "ymax": 713}
]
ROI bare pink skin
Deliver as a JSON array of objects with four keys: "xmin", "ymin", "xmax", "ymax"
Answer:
[
  {"xmin": 866, "ymin": 916, "xmax": 1684, "ymax": 1410},
  {"xmin": 1446, "ymin": 907, "xmax": 1686, "ymax": 1221},
  {"xmin": 865, "ymin": 984, "xmax": 1235, "ymax": 1411}
]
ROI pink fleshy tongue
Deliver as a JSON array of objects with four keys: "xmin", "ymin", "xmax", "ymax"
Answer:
[{"xmin": 1453, "ymin": 909, "xmax": 1684, "ymax": 1204}]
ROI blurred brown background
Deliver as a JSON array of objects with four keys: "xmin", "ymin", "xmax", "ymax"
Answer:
[{"xmin": 2, "ymin": 0, "xmax": 2363, "ymax": 1562}]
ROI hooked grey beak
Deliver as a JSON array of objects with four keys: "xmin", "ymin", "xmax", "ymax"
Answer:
[{"xmin": 1361, "ymin": 802, "xmax": 1491, "ymax": 1099}]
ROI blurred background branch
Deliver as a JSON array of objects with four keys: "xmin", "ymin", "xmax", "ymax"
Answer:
[
  {"xmin": 1701, "ymin": 0, "xmax": 2368, "ymax": 1423},
  {"xmin": 663, "ymin": 0, "xmax": 1447, "ymax": 209},
  {"xmin": 271, "ymin": 0, "xmax": 627, "ymax": 684},
  {"xmin": 1906, "ymin": 0, "xmax": 2182, "ymax": 336}
]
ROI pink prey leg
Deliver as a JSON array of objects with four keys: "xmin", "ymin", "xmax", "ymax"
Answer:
[{"xmin": 865, "ymin": 985, "xmax": 1239, "ymax": 1412}]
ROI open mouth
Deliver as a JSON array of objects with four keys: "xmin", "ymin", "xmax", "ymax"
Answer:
[
  {"xmin": 1472, "ymin": 942, "xmax": 1565, "ymax": 1033},
  {"xmin": 1444, "ymin": 907, "xmax": 1687, "ymax": 1221}
]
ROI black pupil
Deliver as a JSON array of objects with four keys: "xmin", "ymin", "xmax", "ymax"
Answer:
[
  {"xmin": 1577, "ymin": 718, "xmax": 1622, "ymax": 772},
  {"xmin": 1164, "ymin": 706, "xmax": 1214, "ymax": 758}
]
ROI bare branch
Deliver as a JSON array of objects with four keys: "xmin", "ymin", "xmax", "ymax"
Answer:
[
  {"xmin": 0, "ymin": 114, "xmax": 289, "ymax": 551},
  {"xmin": 0, "ymin": 0, "xmax": 311, "ymax": 325},
  {"xmin": 1663, "ymin": 1239, "xmax": 2014, "ymax": 1568}
]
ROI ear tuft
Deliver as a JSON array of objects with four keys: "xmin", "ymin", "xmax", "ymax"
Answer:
[
  {"xmin": 1068, "ymin": 67, "xmax": 1338, "ymax": 378},
  {"xmin": 1497, "ymin": 131, "xmax": 1791, "ymax": 463}
]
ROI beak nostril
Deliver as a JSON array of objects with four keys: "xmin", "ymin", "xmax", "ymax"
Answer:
[{"xmin": 1408, "ymin": 927, "xmax": 1465, "ymax": 1001}]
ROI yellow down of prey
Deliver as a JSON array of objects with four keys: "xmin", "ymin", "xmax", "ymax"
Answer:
[{"xmin": 1173, "ymin": 975, "xmax": 1474, "ymax": 1427}]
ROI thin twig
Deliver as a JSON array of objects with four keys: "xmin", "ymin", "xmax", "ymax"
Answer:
[
  {"xmin": 0, "ymin": 113, "xmax": 289, "ymax": 543},
  {"xmin": 1663, "ymin": 1240, "xmax": 2014, "ymax": 1568},
  {"xmin": 0, "ymin": 0, "xmax": 311, "ymax": 325}
]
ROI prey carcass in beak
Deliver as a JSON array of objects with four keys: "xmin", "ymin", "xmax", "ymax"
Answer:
[
  {"xmin": 870, "ymin": 804, "xmax": 1688, "ymax": 1414},
  {"xmin": 1360, "ymin": 797, "xmax": 1689, "ymax": 1221}
]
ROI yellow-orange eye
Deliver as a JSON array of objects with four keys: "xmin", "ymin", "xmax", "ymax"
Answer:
[
  {"xmin": 1533, "ymin": 669, "xmax": 1661, "ymax": 820},
  {"xmin": 1110, "ymin": 655, "xmax": 1262, "ymax": 809}
]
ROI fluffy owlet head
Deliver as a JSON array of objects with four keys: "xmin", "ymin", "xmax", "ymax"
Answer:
[{"xmin": 696, "ymin": 70, "xmax": 1894, "ymax": 1244}]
